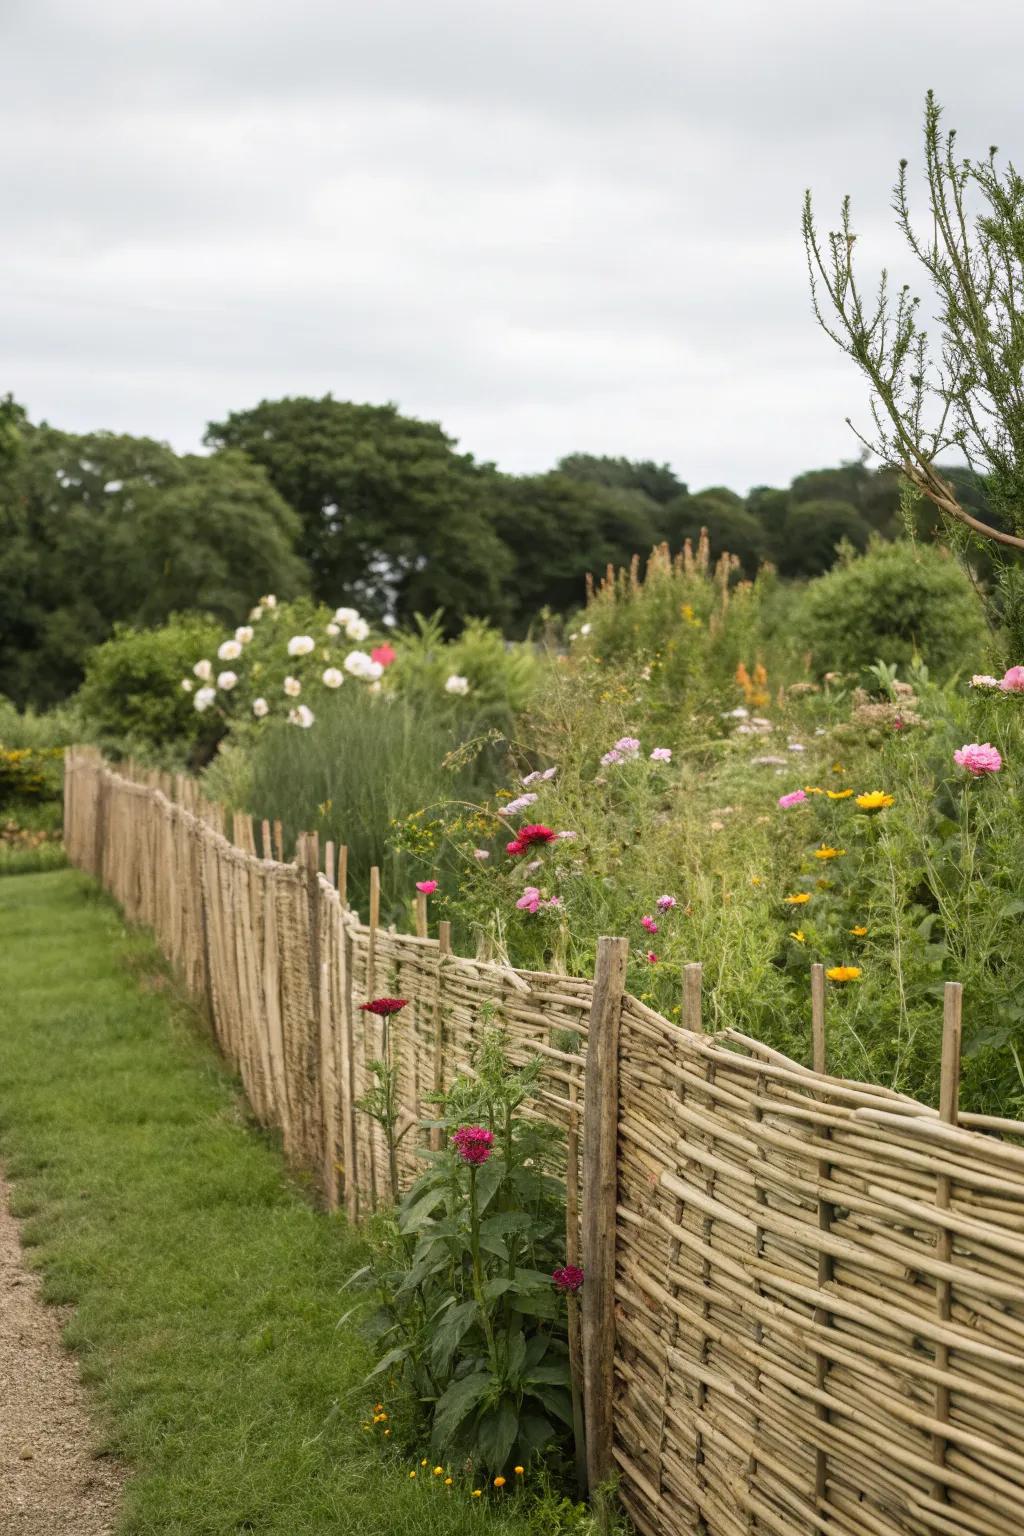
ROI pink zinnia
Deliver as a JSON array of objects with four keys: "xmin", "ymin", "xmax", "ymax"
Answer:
[
  {"xmin": 656, "ymin": 894, "xmax": 676, "ymax": 911},
  {"xmin": 778, "ymin": 790, "xmax": 807, "ymax": 809},
  {"xmin": 516, "ymin": 886, "xmax": 542, "ymax": 913},
  {"xmin": 1000, "ymin": 666, "xmax": 1024, "ymax": 693},
  {"xmin": 451, "ymin": 1126, "xmax": 494, "ymax": 1165},
  {"xmin": 371, "ymin": 643, "xmax": 397, "ymax": 668},
  {"xmin": 954, "ymin": 742, "xmax": 1003, "ymax": 776},
  {"xmin": 552, "ymin": 1264, "xmax": 584, "ymax": 1294},
  {"xmin": 641, "ymin": 915, "xmax": 658, "ymax": 934},
  {"xmin": 415, "ymin": 880, "xmax": 438, "ymax": 894}
]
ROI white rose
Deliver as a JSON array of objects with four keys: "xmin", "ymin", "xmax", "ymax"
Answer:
[
  {"xmin": 248, "ymin": 605, "xmax": 264, "ymax": 622},
  {"xmin": 283, "ymin": 675, "xmax": 302, "ymax": 697},
  {"xmin": 580, "ymin": 623, "xmax": 592, "ymax": 636},
  {"xmin": 333, "ymin": 607, "xmax": 359, "ymax": 626},
  {"xmin": 344, "ymin": 649, "xmax": 373, "ymax": 678},
  {"xmin": 289, "ymin": 704, "xmax": 315, "ymax": 728},
  {"xmin": 322, "ymin": 667, "xmax": 344, "ymax": 688},
  {"xmin": 325, "ymin": 622, "xmax": 341, "ymax": 637},
  {"xmin": 263, "ymin": 594, "xmax": 277, "ymax": 609},
  {"xmin": 194, "ymin": 686, "xmax": 216, "ymax": 712},
  {"xmin": 369, "ymin": 679, "xmax": 383, "ymax": 694},
  {"xmin": 193, "ymin": 658, "xmax": 213, "ymax": 681},
  {"xmin": 181, "ymin": 678, "xmax": 194, "ymax": 692},
  {"xmin": 287, "ymin": 634, "xmax": 315, "ymax": 657},
  {"xmin": 252, "ymin": 697, "xmax": 269, "ymax": 718},
  {"xmin": 218, "ymin": 639, "xmax": 242, "ymax": 661},
  {"xmin": 217, "ymin": 670, "xmax": 238, "ymax": 691},
  {"xmin": 234, "ymin": 626, "xmax": 254, "ymax": 645},
  {"xmin": 444, "ymin": 673, "xmax": 470, "ymax": 695},
  {"xmin": 345, "ymin": 616, "xmax": 370, "ymax": 642}
]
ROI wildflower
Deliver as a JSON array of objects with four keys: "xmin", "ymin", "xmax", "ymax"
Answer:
[
  {"xmin": 371, "ymin": 643, "xmax": 397, "ymax": 668},
  {"xmin": 444, "ymin": 1477, "xmax": 453, "ymax": 1485},
  {"xmin": 193, "ymin": 658, "xmax": 213, "ymax": 681},
  {"xmin": 471, "ymin": 1490, "xmax": 482, "ymax": 1498},
  {"xmin": 409, "ymin": 1471, "xmax": 416, "ymax": 1479},
  {"xmin": 650, "ymin": 747, "xmax": 672, "ymax": 762},
  {"xmin": 346, "ymin": 616, "xmax": 370, "ymax": 642},
  {"xmin": 970, "ymin": 674, "xmax": 1001, "ymax": 689},
  {"xmin": 334, "ymin": 607, "xmax": 359, "ymax": 626},
  {"xmin": 723, "ymin": 706, "xmax": 749, "ymax": 719},
  {"xmin": 552, "ymin": 1264, "xmax": 585, "ymax": 1293},
  {"xmin": 516, "ymin": 887, "xmax": 542, "ymax": 913},
  {"xmin": 548, "ymin": 895, "xmax": 563, "ymax": 908},
  {"xmin": 802, "ymin": 786, "xmax": 824, "ymax": 796},
  {"xmin": 416, "ymin": 880, "xmax": 438, "ymax": 895},
  {"xmin": 522, "ymin": 766, "xmax": 557, "ymax": 785},
  {"xmin": 287, "ymin": 634, "xmax": 315, "ymax": 657},
  {"xmin": 826, "ymin": 966, "xmax": 862, "ymax": 982},
  {"xmin": 433, "ymin": 1467, "xmax": 444, "ymax": 1476},
  {"xmin": 326, "ymin": 622, "xmax": 341, "ymax": 637},
  {"xmin": 505, "ymin": 793, "xmax": 539, "ymax": 816},
  {"xmin": 421, "ymin": 1459, "xmax": 429, "ymax": 1466},
  {"xmin": 494, "ymin": 1476, "xmax": 506, "ymax": 1488},
  {"xmin": 557, "ymin": 830, "xmax": 577, "ymax": 840},
  {"xmin": 194, "ymin": 686, "xmax": 217, "ymax": 712},
  {"xmin": 580, "ymin": 623, "xmax": 591, "ymax": 636},
  {"xmin": 263, "ymin": 594, "xmax": 277, "ymax": 608},
  {"xmin": 288, "ymin": 705, "xmax": 315, "ymax": 727},
  {"xmin": 217, "ymin": 670, "xmax": 238, "ymax": 691},
  {"xmin": 445, "ymin": 674, "xmax": 470, "ymax": 695},
  {"xmin": 217, "ymin": 639, "xmax": 242, "ymax": 661},
  {"xmin": 789, "ymin": 930, "xmax": 805, "ymax": 943},
  {"xmin": 784, "ymin": 893, "xmax": 811, "ymax": 905},
  {"xmin": 850, "ymin": 926, "xmax": 868, "ymax": 937},
  {"xmin": 826, "ymin": 789, "xmax": 853, "ymax": 800},
  {"xmin": 506, "ymin": 825, "xmax": 557, "ymax": 856},
  {"xmin": 1000, "ymin": 666, "xmax": 1024, "ymax": 693},
  {"xmin": 252, "ymin": 697, "xmax": 269, "ymax": 718},
  {"xmin": 600, "ymin": 749, "xmax": 623, "ymax": 766},
  {"xmin": 614, "ymin": 737, "xmax": 641, "ymax": 755},
  {"xmin": 646, "ymin": 950, "xmax": 658, "ymax": 964},
  {"xmin": 181, "ymin": 678, "xmax": 194, "ymax": 692},
  {"xmin": 249, "ymin": 605, "xmax": 264, "ymax": 621},
  {"xmin": 641, "ymin": 915, "xmax": 658, "ymax": 934},
  {"xmin": 953, "ymin": 743, "xmax": 1002, "ymax": 776},
  {"xmin": 360, "ymin": 998, "xmax": 408, "ymax": 1016},
  {"xmin": 452, "ymin": 1126, "xmax": 494, "ymax": 1164},
  {"xmin": 656, "ymin": 894, "xmax": 677, "ymax": 910},
  {"xmin": 514, "ymin": 1467, "xmax": 524, "ymax": 1476},
  {"xmin": 343, "ymin": 650, "xmax": 376, "ymax": 679},
  {"xmin": 855, "ymin": 790, "xmax": 894, "ymax": 809},
  {"xmin": 384, "ymin": 1428, "xmax": 391, "ymax": 1437},
  {"xmin": 752, "ymin": 755, "xmax": 788, "ymax": 766},
  {"xmin": 234, "ymin": 625, "xmax": 254, "ymax": 645},
  {"xmin": 322, "ymin": 667, "xmax": 344, "ymax": 688},
  {"xmin": 777, "ymin": 790, "xmax": 807, "ymax": 809},
  {"xmin": 284, "ymin": 675, "xmax": 302, "ymax": 697},
  {"xmin": 788, "ymin": 742, "xmax": 806, "ymax": 753},
  {"xmin": 473, "ymin": 848, "xmax": 490, "ymax": 860},
  {"xmin": 750, "ymin": 875, "xmax": 762, "ymax": 886},
  {"xmin": 374, "ymin": 1403, "xmax": 383, "ymax": 1413},
  {"xmin": 813, "ymin": 846, "xmax": 845, "ymax": 860}
]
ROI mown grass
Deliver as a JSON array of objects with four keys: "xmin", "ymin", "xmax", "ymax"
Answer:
[{"xmin": 0, "ymin": 871, "xmax": 587, "ymax": 1536}]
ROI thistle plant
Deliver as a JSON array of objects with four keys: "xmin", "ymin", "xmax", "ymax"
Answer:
[{"xmin": 356, "ymin": 998, "xmax": 408, "ymax": 1200}]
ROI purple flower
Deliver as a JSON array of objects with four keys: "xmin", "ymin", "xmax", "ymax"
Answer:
[
  {"xmin": 600, "ymin": 749, "xmax": 623, "ymax": 766},
  {"xmin": 649, "ymin": 747, "xmax": 672, "ymax": 762},
  {"xmin": 614, "ymin": 737, "xmax": 641, "ymax": 755},
  {"xmin": 452, "ymin": 1126, "xmax": 495, "ymax": 1165},
  {"xmin": 778, "ymin": 790, "xmax": 808, "ymax": 809},
  {"xmin": 552, "ymin": 1264, "xmax": 584, "ymax": 1294},
  {"xmin": 656, "ymin": 894, "xmax": 676, "ymax": 911},
  {"xmin": 505, "ymin": 792, "xmax": 539, "ymax": 815}
]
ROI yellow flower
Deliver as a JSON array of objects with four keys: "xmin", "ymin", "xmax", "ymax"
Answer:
[
  {"xmin": 494, "ymin": 1476, "xmax": 507, "ymax": 1488},
  {"xmin": 814, "ymin": 846, "xmax": 846, "ymax": 860},
  {"xmin": 826, "ymin": 788, "xmax": 853, "ymax": 800},
  {"xmin": 514, "ymin": 1466, "xmax": 525, "ymax": 1476},
  {"xmin": 789, "ymin": 930, "xmax": 805, "ymax": 943},
  {"xmin": 384, "ymin": 1429, "xmax": 391, "ymax": 1437},
  {"xmin": 832, "ymin": 762, "xmax": 845, "ymax": 774},
  {"xmin": 803, "ymin": 785, "xmax": 824, "ymax": 795},
  {"xmin": 472, "ymin": 1489, "xmax": 482, "ymax": 1498},
  {"xmin": 445, "ymin": 1477, "xmax": 453, "ymax": 1486},
  {"xmin": 433, "ymin": 1467, "xmax": 444, "ymax": 1476},
  {"xmin": 850, "ymin": 925, "xmax": 868, "ymax": 937},
  {"xmin": 750, "ymin": 874, "xmax": 762, "ymax": 886},
  {"xmin": 409, "ymin": 1471, "xmax": 417, "ymax": 1479},
  {"xmin": 784, "ymin": 892, "xmax": 811, "ymax": 905},
  {"xmin": 374, "ymin": 1403, "xmax": 384, "ymax": 1412},
  {"xmin": 421, "ymin": 1459, "xmax": 429, "ymax": 1466},
  {"xmin": 856, "ymin": 790, "xmax": 894, "ymax": 810},
  {"xmin": 826, "ymin": 965, "xmax": 862, "ymax": 982}
]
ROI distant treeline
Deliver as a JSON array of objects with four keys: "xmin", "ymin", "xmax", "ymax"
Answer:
[{"xmin": 0, "ymin": 392, "xmax": 996, "ymax": 707}]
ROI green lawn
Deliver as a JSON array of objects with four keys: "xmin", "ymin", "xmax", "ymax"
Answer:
[{"xmin": 0, "ymin": 871, "xmax": 586, "ymax": 1536}]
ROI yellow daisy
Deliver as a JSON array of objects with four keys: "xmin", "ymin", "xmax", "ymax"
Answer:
[
  {"xmin": 826, "ymin": 788, "xmax": 853, "ymax": 800},
  {"xmin": 814, "ymin": 846, "xmax": 846, "ymax": 860},
  {"xmin": 789, "ymin": 930, "xmax": 805, "ymax": 943},
  {"xmin": 856, "ymin": 790, "xmax": 894, "ymax": 810},
  {"xmin": 850, "ymin": 925, "xmax": 868, "ymax": 937},
  {"xmin": 784, "ymin": 892, "xmax": 811, "ymax": 905},
  {"xmin": 826, "ymin": 965, "xmax": 862, "ymax": 982}
]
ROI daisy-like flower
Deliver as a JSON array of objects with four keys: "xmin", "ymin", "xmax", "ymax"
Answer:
[
  {"xmin": 789, "ymin": 930, "xmax": 805, "ymax": 943},
  {"xmin": 826, "ymin": 789, "xmax": 853, "ymax": 800},
  {"xmin": 855, "ymin": 790, "xmax": 894, "ymax": 809},
  {"xmin": 778, "ymin": 790, "xmax": 807, "ymax": 809},
  {"xmin": 445, "ymin": 673, "xmax": 470, "ymax": 695},
  {"xmin": 193, "ymin": 658, "xmax": 213, "ymax": 681},
  {"xmin": 252, "ymin": 697, "xmax": 269, "ymax": 718},
  {"xmin": 813, "ymin": 846, "xmax": 845, "ymax": 860},
  {"xmin": 193, "ymin": 685, "xmax": 217, "ymax": 711},
  {"xmin": 334, "ymin": 607, "xmax": 359, "ymax": 626},
  {"xmin": 850, "ymin": 925, "xmax": 868, "ymax": 937},
  {"xmin": 649, "ymin": 747, "xmax": 672, "ymax": 762},
  {"xmin": 287, "ymin": 634, "xmax": 315, "ymax": 657},
  {"xmin": 234, "ymin": 625, "xmax": 254, "ymax": 645},
  {"xmin": 784, "ymin": 892, "xmax": 811, "ymax": 906},
  {"xmin": 263, "ymin": 594, "xmax": 277, "ymax": 608},
  {"xmin": 216, "ymin": 670, "xmax": 238, "ymax": 691},
  {"xmin": 289, "ymin": 704, "xmax": 315, "ymax": 727},
  {"xmin": 826, "ymin": 965, "xmax": 862, "ymax": 982},
  {"xmin": 322, "ymin": 667, "xmax": 344, "ymax": 688},
  {"xmin": 218, "ymin": 639, "xmax": 242, "ymax": 661},
  {"xmin": 284, "ymin": 675, "xmax": 302, "ymax": 697},
  {"xmin": 346, "ymin": 616, "xmax": 370, "ymax": 642}
]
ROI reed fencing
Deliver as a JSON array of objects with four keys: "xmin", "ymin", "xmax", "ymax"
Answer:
[{"xmin": 63, "ymin": 747, "xmax": 1024, "ymax": 1536}]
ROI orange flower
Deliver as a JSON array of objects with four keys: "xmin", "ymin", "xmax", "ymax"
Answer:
[
  {"xmin": 826, "ymin": 788, "xmax": 853, "ymax": 800},
  {"xmin": 514, "ymin": 1466, "xmax": 525, "ymax": 1476},
  {"xmin": 826, "ymin": 965, "xmax": 862, "ymax": 982},
  {"xmin": 814, "ymin": 846, "xmax": 846, "ymax": 860},
  {"xmin": 784, "ymin": 892, "xmax": 811, "ymax": 905},
  {"xmin": 850, "ymin": 926, "xmax": 868, "ymax": 937},
  {"xmin": 494, "ymin": 1476, "xmax": 507, "ymax": 1488}
]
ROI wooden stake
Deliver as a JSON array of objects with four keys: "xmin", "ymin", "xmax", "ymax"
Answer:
[
  {"xmin": 324, "ymin": 840, "xmax": 335, "ymax": 888},
  {"xmin": 565, "ymin": 1036, "xmax": 588, "ymax": 1496},
  {"xmin": 368, "ymin": 866, "xmax": 381, "ymax": 996},
  {"xmin": 260, "ymin": 818, "xmax": 272, "ymax": 859},
  {"xmin": 933, "ymin": 980, "xmax": 963, "ymax": 1499},
  {"xmin": 582, "ymin": 935, "xmax": 629, "ymax": 1504},
  {"xmin": 810, "ymin": 962, "xmax": 833, "ymax": 1513},
  {"xmin": 415, "ymin": 889, "xmax": 428, "ymax": 939},
  {"xmin": 430, "ymin": 921, "xmax": 452, "ymax": 1153},
  {"xmin": 273, "ymin": 818, "xmax": 284, "ymax": 863},
  {"xmin": 683, "ymin": 962, "xmax": 703, "ymax": 1034},
  {"xmin": 338, "ymin": 845, "xmax": 349, "ymax": 908}
]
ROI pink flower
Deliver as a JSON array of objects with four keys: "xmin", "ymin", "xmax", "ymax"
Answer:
[
  {"xmin": 641, "ymin": 915, "xmax": 659, "ymax": 934},
  {"xmin": 970, "ymin": 674, "xmax": 1001, "ymax": 689},
  {"xmin": 778, "ymin": 790, "xmax": 808, "ymax": 809},
  {"xmin": 371, "ymin": 643, "xmax": 397, "ymax": 668},
  {"xmin": 954, "ymin": 742, "xmax": 1003, "ymax": 776},
  {"xmin": 600, "ymin": 749, "xmax": 623, "ymax": 766},
  {"xmin": 451, "ymin": 1126, "xmax": 495, "ymax": 1165},
  {"xmin": 505, "ymin": 793, "xmax": 539, "ymax": 815},
  {"xmin": 656, "ymin": 894, "xmax": 676, "ymax": 911},
  {"xmin": 646, "ymin": 950, "xmax": 658, "ymax": 964},
  {"xmin": 516, "ymin": 886, "xmax": 542, "ymax": 913},
  {"xmin": 522, "ymin": 766, "xmax": 558, "ymax": 785},
  {"xmin": 415, "ymin": 880, "xmax": 438, "ymax": 895},
  {"xmin": 615, "ymin": 737, "xmax": 641, "ymax": 754},
  {"xmin": 473, "ymin": 848, "xmax": 490, "ymax": 860},
  {"xmin": 548, "ymin": 895, "xmax": 563, "ymax": 909},
  {"xmin": 649, "ymin": 747, "xmax": 672, "ymax": 762},
  {"xmin": 1000, "ymin": 666, "xmax": 1024, "ymax": 693},
  {"xmin": 552, "ymin": 1264, "xmax": 584, "ymax": 1294}
]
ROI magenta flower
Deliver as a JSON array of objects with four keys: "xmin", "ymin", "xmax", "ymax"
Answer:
[
  {"xmin": 516, "ymin": 886, "xmax": 542, "ymax": 913},
  {"xmin": 646, "ymin": 950, "xmax": 658, "ymax": 964},
  {"xmin": 552, "ymin": 1264, "xmax": 584, "ymax": 1294},
  {"xmin": 641, "ymin": 915, "xmax": 658, "ymax": 934},
  {"xmin": 656, "ymin": 894, "xmax": 676, "ymax": 911},
  {"xmin": 1000, "ymin": 666, "xmax": 1024, "ymax": 693},
  {"xmin": 452, "ymin": 1126, "xmax": 495, "ymax": 1165},
  {"xmin": 649, "ymin": 747, "xmax": 672, "ymax": 762},
  {"xmin": 415, "ymin": 880, "xmax": 438, "ymax": 895},
  {"xmin": 778, "ymin": 789, "xmax": 808, "ymax": 809},
  {"xmin": 954, "ymin": 742, "xmax": 1003, "ymax": 776}
]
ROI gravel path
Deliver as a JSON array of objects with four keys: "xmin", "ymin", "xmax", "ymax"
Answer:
[{"xmin": 0, "ymin": 1172, "xmax": 124, "ymax": 1535}]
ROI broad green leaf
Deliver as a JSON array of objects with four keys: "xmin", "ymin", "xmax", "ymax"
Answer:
[
  {"xmin": 365, "ymin": 1344, "xmax": 410, "ymax": 1380},
  {"xmin": 526, "ymin": 1382, "xmax": 573, "ymax": 1427},
  {"xmin": 474, "ymin": 1397, "xmax": 519, "ymax": 1471},
  {"xmin": 432, "ymin": 1371, "xmax": 494, "ymax": 1448},
  {"xmin": 429, "ymin": 1300, "xmax": 480, "ymax": 1373}
]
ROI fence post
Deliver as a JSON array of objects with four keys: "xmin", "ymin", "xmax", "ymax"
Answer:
[
  {"xmin": 683, "ymin": 961, "xmax": 703, "ymax": 1033},
  {"xmin": 261, "ymin": 818, "xmax": 272, "ymax": 859},
  {"xmin": 582, "ymin": 935, "xmax": 629, "ymax": 1504},
  {"xmin": 301, "ymin": 833, "xmax": 326, "ymax": 1193},
  {"xmin": 324, "ymin": 840, "xmax": 335, "ymax": 888},
  {"xmin": 338, "ymin": 845, "xmax": 349, "ymax": 908},
  {"xmin": 273, "ymin": 818, "xmax": 284, "ymax": 863},
  {"xmin": 932, "ymin": 980, "xmax": 963, "ymax": 1499},
  {"xmin": 416, "ymin": 888, "xmax": 428, "ymax": 938},
  {"xmin": 430, "ymin": 921, "xmax": 452, "ymax": 1153},
  {"xmin": 92, "ymin": 762, "xmax": 108, "ymax": 884},
  {"xmin": 810, "ymin": 963, "xmax": 833, "ymax": 1517}
]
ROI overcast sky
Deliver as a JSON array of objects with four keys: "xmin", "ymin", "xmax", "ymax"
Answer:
[{"xmin": 3, "ymin": 0, "xmax": 1022, "ymax": 492}]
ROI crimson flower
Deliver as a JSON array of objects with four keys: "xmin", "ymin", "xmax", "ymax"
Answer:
[
  {"xmin": 507, "ymin": 824, "xmax": 557, "ymax": 856},
  {"xmin": 360, "ymin": 997, "xmax": 408, "ymax": 1016},
  {"xmin": 415, "ymin": 880, "xmax": 438, "ymax": 894},
  {"xmin": 552, "ymin": 1264, "xmax": 584, "ymax": 1294},
  {"xmin": 451, "ymin": 1126, "xmax": 495, "ymax": 1164}
]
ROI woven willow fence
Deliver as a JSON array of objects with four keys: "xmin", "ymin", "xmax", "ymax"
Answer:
[{"xmin": 64, "ymin": 748, "xmax": 1024, "ymax": 1536}]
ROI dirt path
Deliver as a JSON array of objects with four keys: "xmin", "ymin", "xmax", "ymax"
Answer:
[{"xmin": 0, "ymin": 1172, "xmax": 124, "ymax": 1535}]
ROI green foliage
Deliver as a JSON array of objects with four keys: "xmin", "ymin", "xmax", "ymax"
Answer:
[
  {"xmin": 799, "ymin": 539, "xmax": 988, "ymax": 680},
  {"xmin": 555, "ymin": 452, "xmax": 686, "ymax": 504},
  {"xmin": 0, "ymin": 746, "xmax": 63, "ymax": 805},
  {"xmin": 395, "ymin": 615, "xmax": 540, "ymax": 730},
  {"xmin": 76, "ymin": 613, "xmax": 224, "ymax": 764},
  {"xmin": 0, "ymin": 694, "xmax": 80, "ymax": 749},
  {"xmin": 352, "ymin": 1030, "xmax": 575, "ymax": 1479},
  {"xmin": 775, "ymin": 499, "xmax": 871, "ymax": 577},
  {"xmin": 661, "ymin": 492, "xmax": 768, "ymax": 576}
]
